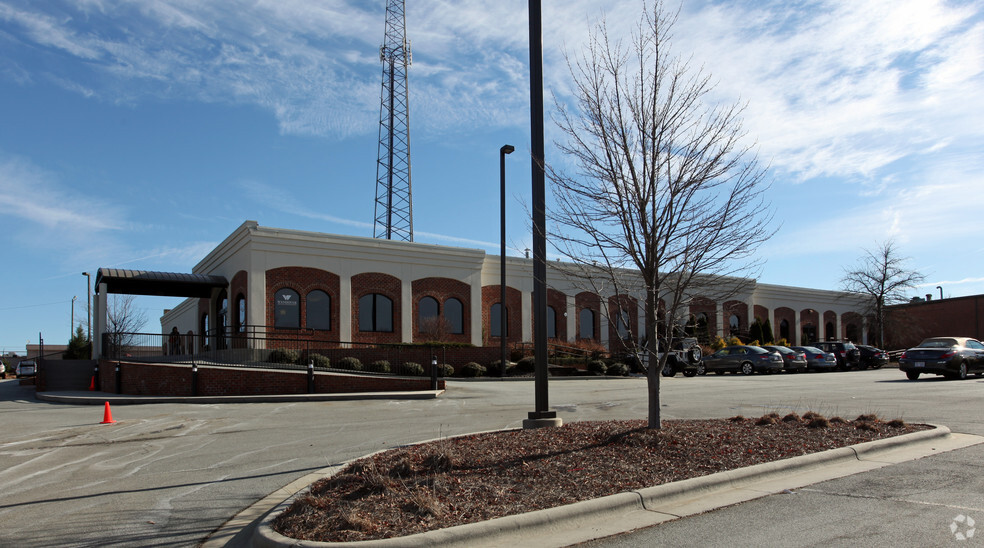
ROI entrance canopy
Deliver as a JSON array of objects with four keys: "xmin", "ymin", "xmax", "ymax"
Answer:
[{"xmin": 95, "ymin": 268, "xmax": 228, "ymax": 298}]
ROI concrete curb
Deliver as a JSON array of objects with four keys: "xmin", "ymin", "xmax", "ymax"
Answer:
[
  {"xmin": 35, "ymin": 390, "xmax": 444, "ymax": 405},
  {"xmin": 243, "ymin": 423, "xmax": 966, "ymax": 548}
]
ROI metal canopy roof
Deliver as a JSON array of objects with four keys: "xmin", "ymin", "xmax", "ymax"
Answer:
[{"xmin": 94, "ymin": 268, "xmax": 227, "ymax": 298}]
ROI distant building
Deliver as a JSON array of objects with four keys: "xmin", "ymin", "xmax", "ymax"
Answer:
[
  {"xmin": 886, "ymin": 294, "xmax": 984, "ymax": 349},
  {"xmin": 84, "ymin": 221, "xmax": 869, "ymax": 358}
]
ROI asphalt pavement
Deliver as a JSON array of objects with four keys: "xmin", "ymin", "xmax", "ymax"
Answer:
[{"xmin": 0, "ymin": 368, "xmax": 981, "ymax": 547}]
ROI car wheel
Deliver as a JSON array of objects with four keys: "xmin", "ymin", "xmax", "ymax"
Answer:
[
  {"xmin": 683, "ymin": 368, "xmax": 697, "ymax": 377},
  {"xmin": 905, "ymin": 371, "xmax": 920, "ymax": 380},
  {"xmin": 740, "ymin": 362, "xmax": 754, "ymax": 375},
  {"xmin": 687, "ymin": 346, "xmax": 702, "ymax": 365},
  {"xmin": 872, "ymin": 364, "xmax": 883, "ymax": 369},
  {"xmin": 696, "ymin": 364, "xmax": 707, "ymax": 376},
  {"xmin": 956, "ymin": 362, "xmax": 968, "ymax": 380},
  {"xmin": 661, "ymin": 363, "xmax": 675, "ymax": 377}
]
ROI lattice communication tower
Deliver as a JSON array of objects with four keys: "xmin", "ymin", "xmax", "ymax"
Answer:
[{"xmin": 373, "ymin": 0, "xmax": 413, "ymax": 241}]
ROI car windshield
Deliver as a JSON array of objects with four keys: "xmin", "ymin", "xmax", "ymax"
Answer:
[{"xmin": 918, "ymin": 338, "xmax": 958, "ymax": 348}]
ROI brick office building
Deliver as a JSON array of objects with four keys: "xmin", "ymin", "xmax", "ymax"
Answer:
[
  {"xmin": 86, "ymin": 221, "xmax": 870, "ymax": 355},
  {"xmin": 884, "ymin": 294, "xmax": 984, "ymax": 349}
]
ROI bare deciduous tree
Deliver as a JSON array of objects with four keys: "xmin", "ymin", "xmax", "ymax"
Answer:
[
  {"xmin": 106, "ymin": 294, "xmax": 149, "ymax": 357},
  {"xmin": 841, "ymin": 240, "xmax": 926, "ymax": 348},
  {"xmin": 548, "ymin": 1, "xmax": 774, "ymax": 428}
]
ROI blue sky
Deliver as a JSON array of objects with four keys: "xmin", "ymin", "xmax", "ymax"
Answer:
[{"xmin": 1, "ymin": 0, "xmax": 982, "ymax": 354}]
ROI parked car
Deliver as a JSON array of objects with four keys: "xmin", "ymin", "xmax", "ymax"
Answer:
[
  {"xmin": 898, "ymin": 337, "xmax": 984, "ymax": 380},
  {"xmin": 1, "ymin": 360, "xmax": 6, "ymax": 379},
  {"xmin": 699, "ymin": 345, "xmax": 783, "ymax": 375},
  {"xmin": 857, "ymin": 345, "xmax": 889, "ymax": 369},
  {"xmin": 790, "ymin": 346, "xmax": 837, "ymax": 371},
  {"xmin": 15, "ymin": 360, "xmax": 37, "ymax": 378},
  {"xmin": 658, "ymin": 337, "xmax": 702, "ymax": 377},
  {"xmin": 760, "ymin": 345, "xmax": 808, "ymax": 372},
  {"xmin": 812, "ymin": 341, "xmax": 861, "ymax": 370}
]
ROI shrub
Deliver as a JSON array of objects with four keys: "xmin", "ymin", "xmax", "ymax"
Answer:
[
  {"xmin": 460, "ymin": 362, "xmax": 486, "ymax": 377},
  {"xmin": 781, "ymin": 412, "xmax": 801, "ymax": 423},
  {"xmin": 587, "ymin": 359, "xmax": 607, "ymax": 375},
  {"xmin": 402, "ymin": 362, "xmax": 425, "ymax": 376},
  {"xmin": 727, "ymin": 336, "xmax": 743, "ymax": 346},
  {"xmin": 269, "ymin": 348, "xmax": 300, "ymax": 364},
  {"xmin": 516, "ymin": 356, "xmax": 537, "ymax": 374},
  {"xmin": 487, "ymin": 360, "xmax": 511, "ymax": 375},
  {"xmin": 367, "ymin": 360, "xmax": 391, "ymax": 373},
  {"xmin": 309, "ymin": 353, "xmax": 331, "ymax": 369},
  {"xmin": 886, "ymin": 418, "xmax": 906, "ymax": 428},
  {"xmin": 829, "ymin": 416, "xmax": 847, "ymax": 424},
  {"xmin": 336, "ymin": 357, "xmax": 363, "ymax": 371},
  {"xmin": 606, "ymin": 362, "xmax": 628, "ymax": 376},
  {"xmin": 436, "ymin": 363, "xmax": 455, "ymax": 377},
  {"xmin": 711, "ymin": 336, "xmax": 727, "ymax": 351},
  {"xmin": 855, "ymin": 414, "xmax": 879, "ymax": 423}
]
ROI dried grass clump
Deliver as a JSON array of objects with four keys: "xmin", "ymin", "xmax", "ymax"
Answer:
[
  {"xmin": 855, "ymin": 414, "xmax": 879, "ymax": 423},
  {"xmin": 423, "ymin": 451, "xmax": 454, "ymax": 473},
  {"xmin": 404, "ymin": 486, "xmax": 445, "ymax": 518},
  {"xmin": 855, "ymin": 422, "xmax": 881, "ymax": 433},
  {"xmin": 728, "ymin": 415, "xmax": 746, "ymax": 422},
  {"xmin": 781, "ymin": 413, "xmax": 801, "ymax": 423},
  {"xmin": 756, "ymin": 414, "xmax": 779, "ymax": 426},
  {"xmin": 829, "ymin": 416, "xmax": 847, "ymax": 424},
  {"xmin": 886, "ymin": 419, "xmax": 906, "ymax": 428},
  {"xmin": 802, "ymin": 411, "xmax": 822, "ymax": 421},
  {"xmin": 806, "ymin": 416, "xmax": 830, "ymax": 429},
  {"xmin": 389, "ymin": 457, "xmax": 414, "ymax": 479},
  {"xmin": 350, "ymin": 460, "xmax": 392, "ymax": 493}
]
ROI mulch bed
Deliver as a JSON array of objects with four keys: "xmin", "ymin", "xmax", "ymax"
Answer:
[{"xmin": 273, "ymin": 413, "xmax": 928, "ymax": 542}]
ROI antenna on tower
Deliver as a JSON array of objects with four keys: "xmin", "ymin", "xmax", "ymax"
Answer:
[{"xmin": 374, "ymin": 0, "xmax": 413, "ymax": 242}]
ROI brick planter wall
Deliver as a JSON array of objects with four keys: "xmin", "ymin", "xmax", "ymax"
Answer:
[{"xmin": 97, "ymin": 359, "xmax": 444, "ymax": 397}]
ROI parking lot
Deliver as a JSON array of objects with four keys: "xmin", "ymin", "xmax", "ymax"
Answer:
[{"xmin": 0, "ymin": 367, "xmax": 981, "ymax": 547}]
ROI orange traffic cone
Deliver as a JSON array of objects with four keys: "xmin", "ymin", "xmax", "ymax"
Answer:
[
  {"xmin": 89, "ymin": 376, "xmax": 96, "ymax": 391},
  {"xmin": 100, "ymin": 401, "xmax": 116, "ymax": 424}
]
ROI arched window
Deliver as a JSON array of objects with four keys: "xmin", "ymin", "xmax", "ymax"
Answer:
[
  {"xmin": 729, "ymin": 314, "xmax": 740, "ymax": 336},
  {"xmin": 359, "ymin": 293, "xmax": 393, "ymax": 332},
  {"xmin": 780, "ymin": 319, "xmax": 790, "ymax": 341},
  {"xmin": 307, "ymin": 290, "xmax": 331, "ymax": 330},
  {"xmin": 579, "ymin": 308, "xmax": 595, "ymax": 339},
  {"xmin": 546, "ymin": 306, "xmax": 557, "ymax": 339},
  {"xmin": 216, "ymin": 291, "xmax": 229, "ymax": 349},
  {"xmin": 200, "ymin": 312, "xmax": 209, "ymax": 350},
  {"xmin": 846, "ymin": 323, "xmax": 859, "ymax": 342},
  {"xmin": 802, "ymin": 323, "xmax": 817, "ymax": 344},
  {"xmin": 274, "ymin": 288, "xmax": 300, "ymax": 328},
  {"xmin": 445, "ymin": 298, "xmax": 464, "ymax": 334},
  {"xmin": 615, "ymin": 309, "xmax": 630, "ymax": 339},
  {"xmin": 825, "ymin": 321, "xmax": 834, "ymax": 341},
  {"xmin": 236, "ymin": 294, "xmax": 246, "ymax": 334},
  {"xmin": 490, "ymin": 303, "xmax": 507, "ymax": 337},
  {"xmin": 418, "ymin": 296, "xmax": 439, "ymax": 332}
]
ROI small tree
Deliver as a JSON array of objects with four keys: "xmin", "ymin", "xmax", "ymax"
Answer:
[
  {"xmin": 105, "ymin": 295, "xmax": 149, "ymax": 358},
  {"xmin": 548, "ymin": 0, "xmax": 774, "ymax": 428},
  {"xmin": 63, "ymin": 324, "xmax": 92, "ymax": 359},
  {"xmin": 841, "ymin": 240, "xmax": 925, "ymax": 348},
  {"xmin": 748, "ymin": 318, "xmax": 764, "ymax": 345},
  {"xmin": 762, "ymin": 318, "xmax": 775, "ymax": 344}
]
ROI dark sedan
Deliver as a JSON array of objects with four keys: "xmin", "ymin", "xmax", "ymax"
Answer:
[
  {"xmin": 791, "ymin": 346, "xmax": 837, "ymax": 371},
  {"xmin": 857, "ymin": 345, "xmax": 889, "ymax": 369},
  {"xmin": 898, "ymin": 337, "xmax": 984, "ymax": 380},
  {"xmin": 761, "ymin": 345, "xmax": 808, "ymax": 372},
  {"xmin": 699, "ymin": 345, "xmax": 783, "ymax": 375}
]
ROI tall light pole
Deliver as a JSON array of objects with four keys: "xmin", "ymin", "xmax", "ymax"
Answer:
[
  {"xmin": 524, "ymin": 0, "xmax": 560, "ymax": 429},
  {"xmin": 71, "ymin": 296, "xmax": 77, "ymax": 337},
  {"xmin": 83, "ymin": 272, "xmax": 92, "ymax": 358},
  {"xmin": 500, "ymin": 144, "xmax": 515, "ymax": 377}
]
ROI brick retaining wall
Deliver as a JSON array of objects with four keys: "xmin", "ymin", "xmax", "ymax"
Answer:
[{"xmin": 97, "ymin": 359, "xmax": 444, "ymax": 397}]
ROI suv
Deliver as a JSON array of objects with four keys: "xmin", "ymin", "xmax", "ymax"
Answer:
[
  {"xmin": 657, "ymin": 337, "xmax": 703, "ymax": 377},
  {"xmin": 615, "ymin": 337, "xmax": 703, "ymax": 377},
  {"xmin": 16, "ymin": 360, "xmax": 37, "ymax": 378},
  {"xmin": 812, "ymin": 341, "xmax": 861, "ymax": 370}
]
